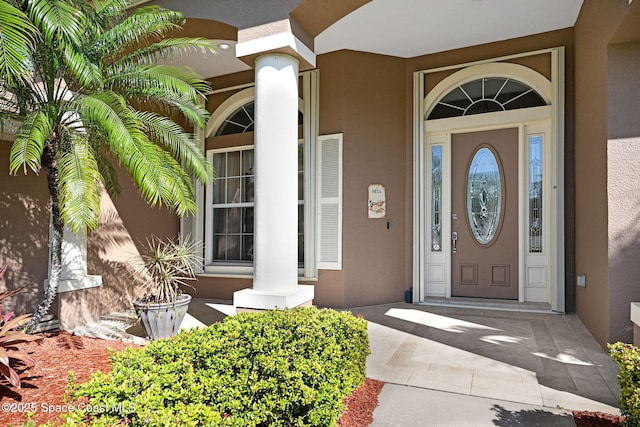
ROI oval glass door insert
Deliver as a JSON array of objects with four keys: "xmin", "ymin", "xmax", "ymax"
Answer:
[{"xmin": 467, "ymin": 147, "xmax": 502, "ymax": 244}]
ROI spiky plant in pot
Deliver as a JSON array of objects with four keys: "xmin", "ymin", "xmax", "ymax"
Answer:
[{"xmin": 133, "ymin": 236, "xmax": 202, "ymax": 340}]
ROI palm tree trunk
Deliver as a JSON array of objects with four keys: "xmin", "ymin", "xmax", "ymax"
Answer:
[{"xmin": 25, "ymin": 142, "xmax": 63, "ymax": 333}]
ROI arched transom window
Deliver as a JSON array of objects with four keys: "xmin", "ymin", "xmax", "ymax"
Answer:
[
  {"xmin": 215, "ymin": 101, "xmax": 304, "ymax": 136},
  {"xmin": 215, "ymin": 102, "xmax": 255, "ymax": 135},
  {"xmin": 427, "ymin": 77, "xmax": 547, "ymax": 120}
]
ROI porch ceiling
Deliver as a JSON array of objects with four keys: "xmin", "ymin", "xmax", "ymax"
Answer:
[
  {"xmin": 316, "ymin": 0, "xmax": 584, "ymax": 58},
  {"xmin": 151, "ymin": 0, "xmax": 584, "ymax": 78}
]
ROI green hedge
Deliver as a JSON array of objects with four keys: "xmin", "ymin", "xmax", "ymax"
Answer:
[
  {"xmin": 62, "ymin": 307, "xmax": 369, "ymax": 427},
  {"xmin": 609, "ymin": 342, "xmax": 639, "ymax": 426}
]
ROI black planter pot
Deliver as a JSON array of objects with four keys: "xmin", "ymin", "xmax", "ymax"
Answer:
[{"xmin": 133, "ymin": 294, "xmax": 192, "ymax": 340}]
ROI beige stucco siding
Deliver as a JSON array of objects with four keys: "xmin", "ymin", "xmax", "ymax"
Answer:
[
  {"xmin": 574, "ymin": 0, "xmax": 632, "ymax": 346},
  {"xmin": 324, "ymin": 51, "xmax": 408, "ymax": 307},
  {"xmin": 607, "ymin": 38, "xmax": 640, "ymax": 344},
  {"xmin": 0, "ymin": 141, "xmax": 50, "ymax": 316}
]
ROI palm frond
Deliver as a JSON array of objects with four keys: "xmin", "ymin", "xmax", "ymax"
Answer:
[
  {"xmin": 97, "ymin": 6, "xmax": 184, "ymax": 59},
  {"xmin": 108, "ymin": 64, "xmax": 209, "ymax": 103},
  {"xmin": 93, "ymin": 148, "xmax": 121, "ymax": 197},
  {"xmin": 26, "ymin": 0, "xmax": 84, "ymax": 45},
  {"xmin": 107, "ymin": 65, "xmax": 210, "ymax": 127},
  {"xmin": 9, "ymin": 110, "xmax": 53, "ymax": 174},
  {"xmin": 62, "ymin": 43, "xmax": 103, "ymax": 89},
  {"xmin": 90, "ymin": 0, "xmax": 130, "ymax": 24},
  {"xmin": 73, "ymin": 91, "xmax": 145, "ymax": 143},
  {"xmin": 0, "ymin": 1, "xmax": 37, "ymax": 84},
  {"xmin": 137, "ymin": 111, "xmax": 214, "ymax": 184},
  {"xmin": 58, "ymin": 137, "xmax": 102, "ymax": 232},
  {"xmin": 113, "ymin": 37, "xmax": 219, "ymax": 69},
  {"xmin": 124, "ymin": 91, "xmax": 209, "ymax": 129},
  {"xmin": 154, "ymin": 153, "xmax": 198, "ymax": 216},
  {"xmin": 74, "ymin": 91, "xmax": 197, "ymax": 215}
]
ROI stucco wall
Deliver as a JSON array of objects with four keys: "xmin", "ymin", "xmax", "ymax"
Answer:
[
  {"xmin": 323, "ymin": 51, "xmax": 408, "ymax": 307},
  {"xmin": 0, "ymin": 141, "xmax": 51, "ymax": 316},
  {"xmin": 574, "ymin": 0, "xmax": 631, "ymax": 347},
  {"xmin": 0, "ymin": 135, "xmax": 180, "ymax": 329},
  {"xmin": 607, "ymin": 39, "xmax": 640, "ymax": 344},
  {"xmin": 607, "ymin": 137, "xmax": 640, "ymax": 343},
  {"xmin": 68, "ymin": 168, "xmax": 181, "ymax": 329}
]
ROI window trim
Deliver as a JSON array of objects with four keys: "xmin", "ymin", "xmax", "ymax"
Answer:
[
  {"xmin": 204, "ymin": 143, "xmax": 306, "ymax": 273},
  {"xmin": 189, "ymin": 71, "xmax": 323, "ymax": 278},
  {"xmin": 205, "ymin": 145, "xmax": 256, "ymax": 272},
  {"xmin": 414, "ymin": 49, "xmax": 564, "ymax": 310}
]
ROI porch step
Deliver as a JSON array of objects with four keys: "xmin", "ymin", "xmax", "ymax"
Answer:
[{"xmin": 421, "ymin": 297, "xmax": 553, "ymax": 313}]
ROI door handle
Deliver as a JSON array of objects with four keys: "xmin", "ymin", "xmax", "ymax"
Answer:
[{"xmin": 452, "ymin": 231, "xmax": 458, "ymax": 254}]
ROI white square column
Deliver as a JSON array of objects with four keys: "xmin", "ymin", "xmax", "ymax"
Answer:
[{"xmin": 233, "ymin": 53, "xmax": 314, "ymax": 310}]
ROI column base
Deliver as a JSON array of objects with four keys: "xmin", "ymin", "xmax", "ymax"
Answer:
[{"xmin": 233, "ymin": 284, "xmax": 314, "ymax": 311}]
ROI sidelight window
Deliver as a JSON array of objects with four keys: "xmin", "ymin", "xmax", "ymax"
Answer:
[
  {"xmin": 431, "ymin": 146, "xmax": 443, "ymax": 251},
  {"xmin": 529, "ymin": 135, "xmax": 543, "ymax": 253}
]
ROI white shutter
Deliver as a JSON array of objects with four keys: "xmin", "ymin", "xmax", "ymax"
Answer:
[{"xmin": 317, "ymin": 134, "xmax": 343, "ymax": 270}]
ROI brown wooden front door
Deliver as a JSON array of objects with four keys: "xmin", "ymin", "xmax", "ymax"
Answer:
[{"xmin": 451, "ymin": 128, "xmax": 518, "ymax": 299}]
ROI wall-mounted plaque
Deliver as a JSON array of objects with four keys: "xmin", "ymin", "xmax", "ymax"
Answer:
[{"xmin": 368, "ymin": 184, "xmax": 386, "ymax": 219}]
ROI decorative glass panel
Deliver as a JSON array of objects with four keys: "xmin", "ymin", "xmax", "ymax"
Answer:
[
  {"xmin": 298, "ymin": 141, "xmax": 304, "ymax": 265},
  {"xmin": 467, "ymin": 147, "xmax": 502, "ymax": 244},
  {"xmin": 529, "ymin": 135, "xmax": 543, "ymax": 253},
  {"xmin": 427, "ymin": 77, "xmax": 547, "ymax": 120},
  {"xmin": 431, "ymin": 146, "xmax": 443, "ymax": 251}
]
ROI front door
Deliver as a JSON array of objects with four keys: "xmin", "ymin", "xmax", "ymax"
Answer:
[{"xmin": 451, "ymin": 128, "xmax": 518, "ymax": 299}]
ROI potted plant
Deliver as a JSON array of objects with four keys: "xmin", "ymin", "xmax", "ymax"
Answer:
[{"xmin": 132, "ymin": 236, "xmax": 201, "ymax": 340}]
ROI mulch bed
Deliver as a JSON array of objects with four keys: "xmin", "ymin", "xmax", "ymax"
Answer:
[
  {"xmin": 0, "ymin": 332, "xmax": 139, "ymax": 426},
  {"xmin": 572, "ymin": 410, "xmax": 625, "ymax": 427},
  {"xmin": 338, "ymin": 378, "xmax": 384, "ymax": 427},
  {"xmin": 0, "ymin": 332, "xmax": 382, "ymax": 426}
]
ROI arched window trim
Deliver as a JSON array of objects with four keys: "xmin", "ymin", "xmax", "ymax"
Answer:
[
  {"xmin": 206, "ymin": 88, "xmax": 255, "ymax": 138},
  {"xmin": 206, "ymin": 87, "xmax": 305, "ymax": 137},
  {"xmin": 424, "ymin": 63, "xmax": 552, "ymax": 121}
]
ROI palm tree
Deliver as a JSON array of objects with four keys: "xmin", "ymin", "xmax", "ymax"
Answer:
[{"xmin": 0, "ymin": 0, "xmax": 216, "ymax": 332}]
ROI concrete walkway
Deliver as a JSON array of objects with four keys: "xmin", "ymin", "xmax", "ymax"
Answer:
[
  {"xmin": 73, "ymin": 299, "xmax": 621, "ymax": 426},
  {"xmin": 357, "ymin": 302, "xmax": 620, "ymax": 426}
]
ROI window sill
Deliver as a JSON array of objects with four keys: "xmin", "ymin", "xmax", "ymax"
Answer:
[
  {"xmin": 196, "ymin": 272, "xmax": 318, "ymax": 281},
  {"xmin": 197, "ymin": 273, "xmax": 253, "ymax": 279}
]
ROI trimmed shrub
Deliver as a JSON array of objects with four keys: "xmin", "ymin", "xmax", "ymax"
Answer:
[
  {"xmin": 609, "ymin": 342, "xmax": 640, "ymax": 426},
  {"xmin": 64, "ymin": 307, "xmax": 369, "ymax": 427}
]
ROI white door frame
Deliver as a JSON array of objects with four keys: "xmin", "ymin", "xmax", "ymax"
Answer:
[{"xmin": 412, "ymin": 48, "xmax": 565, "ymax": 312}]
